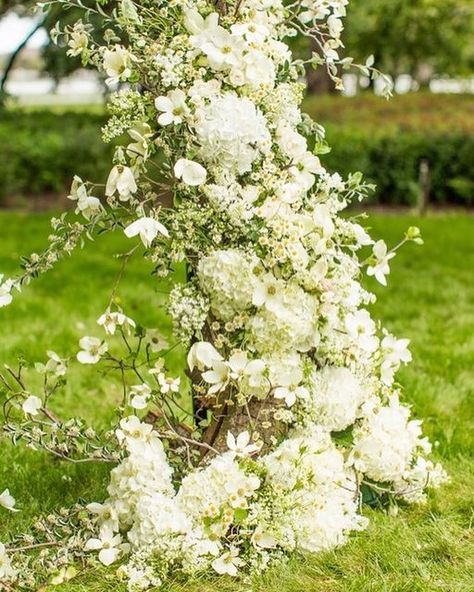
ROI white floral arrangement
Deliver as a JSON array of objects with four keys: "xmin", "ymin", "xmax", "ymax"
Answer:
[{"xmin": 0, "ymin": 0, "xmax": 447, "ymax": 590}]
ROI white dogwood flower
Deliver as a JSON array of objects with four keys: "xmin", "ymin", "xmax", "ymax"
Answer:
[
  {"xmin": 274, "ymin": 382, "xmax": 308, "ymax": 408},
  {"xmin": 0, "ymin": 276, "xmax": 13, "ymax": 308},
  {"xmin": 252, "ymin": 274, "xmax": 284, "ymax": 309},
  {"xmin": 86, "ymin": 502, "xmax": 120, "ymax": 532},
  {"xmin": 201, "ymin": 28, "xmax": 244, "ymax": 71},
  {"xmin": 382, "ymin": 334, "xmax": 412, "ymax": 365},
  {"xmin": 105, "ymin": 165, "xmax": 137, "ymax": 201},
  {"xmin": 0, "ymin": 542, "xmax": 16, "ymax": 579},
  {"xmin": 251, "ymin": 526, "xmax": 277, "ymax": 549},
  {"xmin": 84, "ymin": 526, "xmax": 127, "ymax": 566},
  {"xmin": 174, "ymin": 158, "xmax": 207, "ymax": 186},
  {"xmin": 77, "ymin": 337, "xmax": 108, "ymax": 365},
  {"xmin": 67, "ymin": 28, "xmax": 88, "ymax": 57},
  {"xmin": 22, "ymin": 395, "xmax": 42, "ymax": 416},
  {"xmin": 212, "ymin": 548, "xmax": 244, "ymax": 576},
  {"xmin": 36, "ymin": 351, "xmax": 67, "ymax": 377},
  {"xmin": 115, "ymin": 416, "xmax": 153, "ymax": 445},
  {"xmin": 345, "ymin": 310, "xmax": 379, "ymax": 353},
  {"xmin": 367, "ymin": 240, "xmax": 396, "ymax": 286},
  {"xmin": 226, "ymin": 431, "xmax": 259, "ymax": 457},
  {"xmin": 155, "ymin": 89, "xmax": 189, "ymax": 126},
  {"xmin": 228, "ymin": 352, "xmax": 265, "ymax": 385},
  {"xmin": 202, "ymin": 360, "xmax": 230, "ymax": 394},
  {"xmin": 97, "ymin": 311, "xmax": 136, "ymax": 335},
  {"xmin": 184, "ymin": 9, "xmax": 220, "ymax": 47},
  {"xmin": 231, "ymin": 22, "xmax": 269, "ymax": 44},
  {"xmin": 290, "ymin": 152, "xmax": 324, "ymax": 190},
  {"xmin": 130, "ymin": 384, "xmax": 152, "ymax": 410},
  {"xmin": 124, "ymin": 217, "xmax": 169, "ymax": 247},
  {"xmin": 157, "ymin": 373, "xmax": 180, "ymax": 395},
  {"xmin": 67, "ymin": 176, "xmax": 102, "ymax": 219},
  {"xmin": 0, "ymin": 490, "xmax": 18, "ymax": 512},
  {"xmin": 187, "ymin": 342, "xmax": 223, "ymax": 371},
  {"xmin": 103, "ymin": 46, "xmax": 132, "ymax": 84}
]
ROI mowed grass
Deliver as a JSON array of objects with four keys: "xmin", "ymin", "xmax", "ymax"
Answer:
[{"xmin": 0, "ymin": 211, "xmax": 473, "ymax": 592}]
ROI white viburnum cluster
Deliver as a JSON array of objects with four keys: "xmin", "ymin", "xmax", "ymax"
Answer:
[{"xmin": 0, "ymin": 0, "xmax": 445, "ymax": 589}]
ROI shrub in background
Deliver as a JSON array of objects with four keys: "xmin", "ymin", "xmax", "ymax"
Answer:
[
  {"xmin": 306, "ymin": 93, "xmax": 474, "ymax": 206},
  {"xmin": 0, "ymin": 94, "xmax": 473, "ymax": 207},
  {"xmin": 0, "ymin": 107, "xmax": 111, "ymax": 202}
]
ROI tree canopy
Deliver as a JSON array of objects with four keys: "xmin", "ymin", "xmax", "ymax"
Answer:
[{"xmin": 344, "ymin": 0, "xmax": 474, "ymax": 83}]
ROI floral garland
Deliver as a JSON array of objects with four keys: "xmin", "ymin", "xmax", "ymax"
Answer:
[{"xmin": 0, "ymin": 1, "xmax": 447, "ymax": 590}]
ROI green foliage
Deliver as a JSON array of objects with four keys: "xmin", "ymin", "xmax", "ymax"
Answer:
[
  {"xmin": 304, "ymin": 93, "xmax": 474, "ymax": 206},
  {"xmin": 0, "ymin": 212, "xmax": 472, "ymax": 591},
  {"xmin": 344, "ymin": 0, "xmax": 474, "ymax": 82},
  {"xmin": 0, "ymin": 106, "xmax": 111, "ymax": 201}
]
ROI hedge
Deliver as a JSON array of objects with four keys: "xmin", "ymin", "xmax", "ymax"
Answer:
[
  {"xmin": 0, "ymin": 107, "xmax": 111, "ymax": 202},
  {"xmin": 305, "ymin": 93, "xmax": 474, "ymax": 206},
  {"xmin": 0, "ymin": 94, "xmax": 473, "ymax": 206},
  {"xmin": 320, "ymin": 126, "xmax": 474, "ymax": 206}
]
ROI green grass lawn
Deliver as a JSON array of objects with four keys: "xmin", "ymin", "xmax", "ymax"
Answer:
[{"xmin": 0, "ymin": 211, "xmax": 473, "ymax": 592}]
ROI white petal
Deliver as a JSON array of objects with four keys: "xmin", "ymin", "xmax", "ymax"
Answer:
[
  {"xmin": 158, "ymin": 112, "xmax": 174, "ymax": 126},
  {"xmin": 226, "ymin": 431, "xmax": 236, "ymax": 450},
  {"xmin": 154, "ymin": 96, "xmax": 173, "ymax": 112},
  {"xmin": 84, "ymin": 538, "xmax": 103, "ymax": 552},
  {"xmin": 98, "ymin": 547, "xmax": 119, "ymax": 566}
]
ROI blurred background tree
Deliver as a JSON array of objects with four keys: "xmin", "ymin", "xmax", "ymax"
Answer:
[
  {"xmin": 0, "ymin": 0, "xmax": 35, "ymax": 15},
  {"xmin": 344, "ymin": 0, "xmax": 474, "ymax": 88},
  {"xmin": 0, "ymin": 1, "xmax": 109, "ymax": 103}
]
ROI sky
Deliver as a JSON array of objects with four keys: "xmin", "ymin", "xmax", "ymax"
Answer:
[{"xmin": 0, "ymin": 13, "xmax": 47, "ymax": 54}]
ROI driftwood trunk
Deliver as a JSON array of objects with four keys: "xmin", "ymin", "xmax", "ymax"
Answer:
[
  {"xmin": 201, "ymin": 396, "xmax": 287, "ymax": 456},
  {"xmin": 185, "ymin": 0, "xmax": 285, "ymax": 460}
]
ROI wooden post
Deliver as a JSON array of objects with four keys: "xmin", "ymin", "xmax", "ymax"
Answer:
[{"xmin": 417, "ymin": 159, "xmax": 430, "ymax": 216}]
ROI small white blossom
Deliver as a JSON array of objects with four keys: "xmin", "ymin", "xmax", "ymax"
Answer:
[
  {"xmin": 367, "ymin": 240, "xmax": 395, "ymax": 286},
  {"xmin": 97, "ymin": 311, "xmax": 136, "ymax": 335},
  {"xmin": 124, "ymin": 217, "xmax": 169, "ymax": 247},
  {"xmin": 84, "ymin": 526, "xmax": 128, "ymax": 566},
  {"xmin": 226, "ymin": 431, "xmax": 259, "ymax": 457},
  {"xmin": 103, "ymin": 46, "xmax": 132, "ymax": 84},
  {"xmin": 130, "ymin": 384, "xmax": 152, "ymax": 410},
  {"xmin": 345, "ymin": 309, "xmax": 379, "ymax": 353},
  {"xmin": 22, "ymin": 395, "xmax": 42, "ymax": 416},
  {"xmin": 77, "ymin": 336, "xmax": 108, "ymax": 365},
  {"xmin": 157, "ymin": 373, "xmax": 180, "ymax": 395},
  {"xmin": 67, "ymin": 176, "xmax": 102, "ymax": 219},
  {"xmin": 0, "ymin": 276, "xmax": 13, "ymax": 308},
  {"xmin": 155, "ymin": 89, "xmax": 189, "ymax": 126},
  {"xmin": 174, "ymin": 158, "xmax": 207, "ymax": 186},
  {"xmin": 274, "ymin": 375, "xmax": 308, "ymax": 408},
  {"xmin": 212, "ymin": 548, "xmax": 244, "ymax": 576},
  {"xmin": 202, "ymin": 360, "xmax": 230, "ymax": 394},
  {"xmin": 43, "ymin": 351, "xmax": 67, "ymax": 376},
  {"xmin": 0, "ymin": 490, "xmax": 18, "ymax": 512},
  {"xmin": 187, "ymin": 342, "xmax": 223, "ymax": 371},
  {"xmin": 0, "ymin": 542, "xmax": 16, "ymax": 579},
  {"xmin": 105, "ymin": 165, "xmax": 137, "ymax": 201}
]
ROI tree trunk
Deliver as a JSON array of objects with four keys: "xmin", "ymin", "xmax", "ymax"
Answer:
[
  {"xmin": 202, "ymin": 396, "xmax": 287, "ymax": 457},
  {"xmin": 0, "ymin": 17, "xmax": 47, "ymax": 104}
]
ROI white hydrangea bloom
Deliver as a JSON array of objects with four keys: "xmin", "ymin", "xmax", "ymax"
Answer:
[
  {"xmin": 248, "ymin": 284, "xmax": 320, "ymax": 354},
  {"xmin": 305, "ymin": 366, "xmax": 367, "ymax": 432},
  {"xmin": 350, "ymin": 398, "xmax": 428, "ymax": 483},
  {"xmin": 261, "ymin": 426, "xmax": 367, "ymax": 553},
  {"xmin": 194, "ymin": 94, "xmax": 271, "ymax": 176},
  {"xmin": 197, "ymin": 249, "xmax": 257, "ymax": 321}
]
